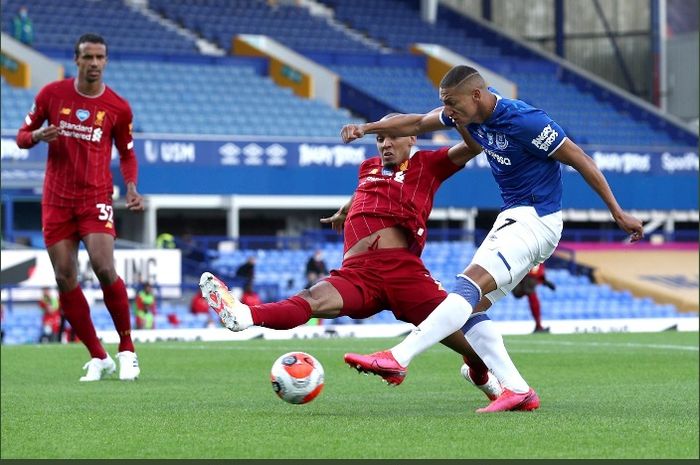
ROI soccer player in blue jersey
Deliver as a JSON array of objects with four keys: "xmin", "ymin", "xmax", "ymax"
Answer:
[{"xmin": 340, "ymin": 65, "xmax": 644, "ymax": 412}]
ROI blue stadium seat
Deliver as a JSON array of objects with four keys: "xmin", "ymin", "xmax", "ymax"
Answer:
[{"xmin": 1, "ymin": 0, "xmax": 198, "ymax": 55}]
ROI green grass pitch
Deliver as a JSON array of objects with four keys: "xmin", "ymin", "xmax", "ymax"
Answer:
[{"xmin": 1, "ymin": 331, "xmax": 698, "ymax": 459}]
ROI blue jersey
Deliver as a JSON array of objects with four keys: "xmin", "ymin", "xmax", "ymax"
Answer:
[{"xmin": 440, "ymin": 90, "xmax": 568, "ymax": 216}]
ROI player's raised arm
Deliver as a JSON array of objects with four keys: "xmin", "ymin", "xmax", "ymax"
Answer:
[
  {"xmin": 552, "ymin": 139, "xmax": 643, "ymax": 242},
  {"xmin": 447, "ymin": 124, "xmax": 483, "ymax": 167},
  {"xmin": 341, "ymin": 109, "xmax": 445, "ymax": 143}
]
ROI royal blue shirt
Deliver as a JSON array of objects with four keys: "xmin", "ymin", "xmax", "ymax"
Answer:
[{"xmin": 440, "ymin": 89, "xmax": 568, "ymax": 216}]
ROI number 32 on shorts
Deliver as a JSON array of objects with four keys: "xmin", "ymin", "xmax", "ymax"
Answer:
[{"xmin": 96, "ymin": 203, "xmax": 114, "ymax": 222}]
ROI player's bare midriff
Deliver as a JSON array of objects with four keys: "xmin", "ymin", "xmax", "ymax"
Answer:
[{"xmin": 344, "ymin": 226, "xmax": 409, "ymax": 260}]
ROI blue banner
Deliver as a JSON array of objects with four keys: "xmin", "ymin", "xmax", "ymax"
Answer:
[{"xmin": 2, "ymin": 133, "xmax": 698, "ymax": 210}]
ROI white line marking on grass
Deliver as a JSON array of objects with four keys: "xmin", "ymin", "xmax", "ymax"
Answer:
[
  {"xmin": 136, "ymin": 340, "xmax": 700, "ymax": 354},
  {"xmin": 508, "ymin": 339, "xmax": 699, "ymax": 352}
]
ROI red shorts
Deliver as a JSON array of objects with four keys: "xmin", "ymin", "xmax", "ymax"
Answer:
[
  {"xmin": 42, "ymin": 202, "xmax": 117, "ymax": 247},
  {"xmin": 324, "ymin": 248, "xmax": 447, "ymax": 326}
]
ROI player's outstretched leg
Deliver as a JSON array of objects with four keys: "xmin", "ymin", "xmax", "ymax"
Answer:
[
  {"xmin": 80, "ymin": 355, "xmax": 116, "ymax": 382},
  {"xmin": 199, "ymin": 272, "xmax": 253, "ymax": 332},
  {"xmin": 343, "ymin": 351, "xmax": 407, "ymax": 386},
  {"xmin": 475, "ymin": 388, "xmax": 540, "ymax": 413},
  {"xmin": 461, "ymin": 364, "xmax": 503, "ymax": 401}
]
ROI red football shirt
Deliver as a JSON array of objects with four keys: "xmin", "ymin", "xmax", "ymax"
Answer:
[
  {"xmin": 16, "ymin": 78, "xmax": 138, "ymax": 207},
  {"xmin": 344, "ymin": 147, "xmax": 462, "ymax": 256}
]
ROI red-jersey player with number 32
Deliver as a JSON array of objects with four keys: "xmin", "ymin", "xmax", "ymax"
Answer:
[{"xmin": 16, "ymin": 33, "xmax": 144, "ymax": 382}]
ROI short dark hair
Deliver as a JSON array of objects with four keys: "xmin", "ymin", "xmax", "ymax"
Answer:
[
  {"xmin": 74, "ymin": 33, "xmax": 107, "ymax": 58},
  {"xmin": 440, "ymin": 65, "xmax": 480, "ymax": 88}
]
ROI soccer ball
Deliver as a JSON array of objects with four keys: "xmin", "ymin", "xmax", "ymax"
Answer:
[{"xmin": 270, "ymin": 351, "xmax": 324, "ymax": 405}]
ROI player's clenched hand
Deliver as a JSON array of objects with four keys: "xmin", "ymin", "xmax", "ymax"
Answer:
[
  {"xmin": 126, "ymin": 189, "xmax": 145, "ymax": 212},
  {"xmin": 615, "ymin": 211, "xmax": 643, "ymax": 242},
  {"xmin": 340, "ymin": 124, "xmax": 365, "ymax": 143},
  {"xmin": 33, "ymin": 125, "xmax": 59, "ymax": 143},
  {"xmin": 320, "ymin": 209, "xmax": 346, "ymax": 234}
]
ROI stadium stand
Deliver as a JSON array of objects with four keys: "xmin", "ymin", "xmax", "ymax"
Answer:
[
  {"xmin": 327, "ymin": 64, "xmax": 442, "ymax": 114},
  {"xmin": 1, "ymin": 61, "xmax": 363, "ymax": 137},
  {"xmin": 2, "ymin": 0, "xmax": 695, "ymax": 145},
  {"xmin": 0, "ymin": 76, "xmax": 34, "ymax": 128},
  {"xmin": 318, "ymin": 0, "xmax": 695, "ymax": 147},
  {"xmin": 1, "ymin": 0, "xmax": 198, "ymax": 55},
  {"xmin": 148, "ymin": 0, "xmax": 374, "ymax": 54}
]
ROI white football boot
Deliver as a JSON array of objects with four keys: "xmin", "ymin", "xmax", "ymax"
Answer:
[
  {"xmin": 79, "ymin": 355, "xmax": 116, "ymax": 382},
  {"xmin": 461, "ymin": 364, "xmax": 504, "ymax": 401},
  {"xmin": 199, "ymin": 272, "xmax": 253, "ymax": 332},
  {"xmin": 117, "ymin": 351, "xmax": 140, "ymax": 381}
]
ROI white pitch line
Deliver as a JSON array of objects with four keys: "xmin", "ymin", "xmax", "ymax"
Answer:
[
  {"xmin": 507, "ymin": 339, "xmax": 699, "ymax": 352},
  {"xmin": 137, "ymin": 339, "xmax": 700, "ymax": 353}
]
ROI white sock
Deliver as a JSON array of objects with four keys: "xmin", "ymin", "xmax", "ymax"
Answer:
[
  {"xmin": 465, "ymin": 318, "xmax": 529, "ymax": 393},
  {"xmin": 391, "ymin": 293, "xmax": 472, "ymax": 367},
  {"xmin": 236, "ymin": 303, "xmax": 254, "ymax": 329}
]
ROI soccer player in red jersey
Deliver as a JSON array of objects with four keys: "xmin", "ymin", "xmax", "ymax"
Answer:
[
  {"xmin": 199, "ymin": 115, "xmax": 518, "ymax": 404},
  {"xmin": 16, "ymin": 33, "xmax": 144, "ymax": 382},
  {"xmin": 512, "ymin": 263, "xmax": 557, "ymax": 333}
]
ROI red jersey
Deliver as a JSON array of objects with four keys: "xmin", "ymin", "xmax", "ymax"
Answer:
[
  {"xmin": 16, "ymin": 78, "xmax": 138, "ymax": 207},
  {"xmin": 344, "ymin": 147, "xmax": 462, "ymax": 256}
]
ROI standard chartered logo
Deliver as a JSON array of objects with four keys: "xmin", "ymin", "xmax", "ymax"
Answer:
[{"xmin": 58, "ymin": 120, "xmax": 95, "ymax": 141}]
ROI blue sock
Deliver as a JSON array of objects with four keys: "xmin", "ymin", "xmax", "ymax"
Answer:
[
  {"xmin": 454, "ymin": 275, "xmax": 483, "ymax": 334},
  {"xmin": 454, "ymin": 274, "xmax": 481, "ymax": 308}
]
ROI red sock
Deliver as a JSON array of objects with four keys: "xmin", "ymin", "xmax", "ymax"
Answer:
[
  {"xmin": 249, "ymin": 296, "xmax": 312, "ymax": 329},
  {"xmin": 60, "ymin": 286, "xmax": 106, "ymax": 359},
  {"xmin": 527, "ymin": 292, "xmax": 542, "ymax": 329},
  {"xmin": 462, "ymin": 354, "xmax": 489, "ymax": 386},
  {"xmin": 102, "ymin": 277, "xmax": 135, "ymax": 353}
]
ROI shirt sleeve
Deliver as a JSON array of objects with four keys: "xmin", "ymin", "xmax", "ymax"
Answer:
[
  {"xmin": 438, "ymin": 109, "xmax": 457, "ymax": 128},
  {"xmin": 356, "ymin": 158, "xmax": 373, "ymax": 184},
  {"xmin": 16, "ymin": 86, "xmax": 49, "ymax": 148},
  {"xmin": 424, "ymin": 147, "xmax": 464, "ymax": 181},
  {"xmin": 114, "ymin": 103, "xmax": 138, "ymax": 185},
  {"xmin": 511, "ymin": 108, "xmax": 568, "ymax": 158}
]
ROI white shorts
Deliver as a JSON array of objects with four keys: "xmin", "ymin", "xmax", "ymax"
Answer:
[{"xmin": 471, "ymin": 206, "xmax": 563, "ymax": 304}]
